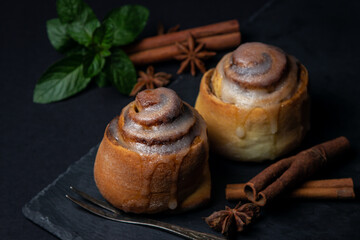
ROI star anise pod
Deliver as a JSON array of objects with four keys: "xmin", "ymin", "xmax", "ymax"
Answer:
[
  {"xmin": 204, "ymin": 202, "xmax": 260, "ymax": 237},
  {"xmin": 174, "ymin": 34, "xmax": 216, "ymax": 76},
  {"xmin": 157, "ymin": 22, "xmax": 180, "ymax": 35},
  {"xmin": 130, "ymin": 66, "xmax": 171, "ymax": 96}
]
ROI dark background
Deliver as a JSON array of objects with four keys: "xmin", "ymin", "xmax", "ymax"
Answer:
[{"xmin": 1, "ymin": 0, "xmax": 360, "ymax": 239}]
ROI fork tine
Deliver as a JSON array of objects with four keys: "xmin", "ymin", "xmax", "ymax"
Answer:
[{"xmin": 69, "ymin": 186, "xmax": 119, "ymax": 214}]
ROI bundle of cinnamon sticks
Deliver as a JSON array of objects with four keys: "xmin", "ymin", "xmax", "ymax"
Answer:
[
  {"xmin": 124, "ymin": 20, "xmax": 241, "ymax": 65},
  {"xmin": 226, "ymin": 178, "xmax": 355, "ymax": 201},
  {"xmin": 226, "ymin": 137, "xmax": 356, "ymax": 205}
]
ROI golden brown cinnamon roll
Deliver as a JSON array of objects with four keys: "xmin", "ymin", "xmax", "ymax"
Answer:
[
  {"xmin": 94, "ymin": 87, "xmax": 210, "ymax": 213},
  {"xmin": 195, "ymin": 42, "xmax": 309, "ymax": 162}
]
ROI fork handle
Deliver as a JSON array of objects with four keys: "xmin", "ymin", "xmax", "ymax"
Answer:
[{"xmin": 136, "ymin": 218, "xmax": 224, "ymax": 240}]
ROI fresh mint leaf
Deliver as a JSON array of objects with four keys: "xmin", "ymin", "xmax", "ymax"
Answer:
[
  {"xmin": 57, "ymin": 0, "xmax": 100, "ymax": 46},
  {"xmin": 36, "ymin": 1, "xmax": 150, "ymax": 103},
  {"xmin": 46, "ymin": 18, "xmax": 75, "ymax": 52},
  {"xmin": 93, "ymin": 23, "xmax": 114, "ymax": 50},
  {"xmin": 94, "ymin": 71, "xmax": 109, "ymax": 87},
  {"xmin": 103, "ymin": 5, "xmax": 149, "ymax": 46},
  {"xmin": 100, "ymin": 49, "xmax": 111, "ymax": 57},
  {"xmin": 67, "ymin": 18, "xmax": 100, "ymax": 46},
  {"xmin": 65, "ymin": 45, "xmax": 87, "ymax": 56},
  {"xmin": 56, "ymin": 0, "xmax": 81, "ymax": 23},
  {"xmin": 33, "ymin": 55, "xmax": 91, "ymax": 103},
  {"xmin": 83, "ymin": 52, "xmax": 105, "ymax": 78},
  {"xmin": 105, "ymin": 49, "xmax": 137, "ymax": 94}
]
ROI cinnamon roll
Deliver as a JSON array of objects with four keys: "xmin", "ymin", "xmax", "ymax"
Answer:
[
  {"xmin": 94, "ymin": 87, "xmax": 210, "ymax": 213},
  {"xmin": 195, "ymin": 42, "xmax": 309, "ymax": 162}
]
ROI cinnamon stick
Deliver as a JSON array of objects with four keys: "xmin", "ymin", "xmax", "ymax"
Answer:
[
  {"xmin": 226, "ymin": 178, "xmax": 355, "ymax": 201},
  {"xmin": 244, "ymin": 136, "xmax": 350, "ymax": 206},
  {"xmin": 299, "ymin": 178, "xmax": 354, "ymax": 188},
  {"xmin": 129, "ymin": 32, "xmax": 241, "ymax": 65},
  {"xmin": 125, "ymin": 20, "xmax": 239, "ymax": 53},
  {"xmin": 290, "ymin": 187, "xmax": 355, "ymax": 199}
]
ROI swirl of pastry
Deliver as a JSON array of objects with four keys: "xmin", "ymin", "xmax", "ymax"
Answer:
[
  {"xmin": 94, "ymin": 88, "xmax": 210, "ymax": 213},
  {"xmin": 195, "ymin": 42, "xmax": 310, "ymax": 162},
  {"xmin": 225, "ymin": 42, "xmax": 287, "ymax": 88},
  {"xmin": 121, "ymin": 88, "xmax": 196, "ymax": 147}
]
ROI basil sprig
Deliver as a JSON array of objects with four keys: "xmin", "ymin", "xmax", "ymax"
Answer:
[{"xmin": 33, "ymin": 0, "xmax": 149, "ymax": 103}]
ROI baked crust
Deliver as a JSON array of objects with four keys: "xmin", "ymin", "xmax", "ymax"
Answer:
[
  {"xmin": 195, "ymin": 44, "xmax": 309, "ymax": 162},
  {"xmin": 94, "ymin": 88, "xmax": 210, "ymax": 213}
]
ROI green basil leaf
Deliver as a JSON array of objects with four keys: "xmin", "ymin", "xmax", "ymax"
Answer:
[
  {"xmin": 46, "ymin": 18, "xmax": 75, "ymax": 52},
  {"xmin": 57, "ymin": 0, "xmax": 100, "ymax": 46},
  {"xmin": 83, "ymin": 52, "xmax": 105, "ymax": 78},
  {"xmin": 33, "ymin": 55, "xmax": 91, "ymax": 103},
  {"xmin": 92, "ymin": 23, "xmax": 114, "ymax": 50},
  {"xmin": 105, "ymin": 49, "xmax": 137, "ymax": 94},
  {"xmin": 103, "ymin": 5, "xmax": 149, "ymax": 46},
  {"xmin": 94, "ymin": 71, "xmax": 110, "ymax": 87}
]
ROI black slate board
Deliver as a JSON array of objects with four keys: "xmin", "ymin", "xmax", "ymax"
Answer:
[
  {"xmin": 23, "ymin": 144, "xmax": 226, "ymax": 240},
  {"xmin": 22, "ymin": 142, "xmax": 360, "ymax": 240},
  {"xmin": 23, "ymin": 0, "xmax": 360, "ymax": 239}
]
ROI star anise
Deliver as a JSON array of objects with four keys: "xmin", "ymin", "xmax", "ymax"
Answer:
[
  {"xmin": 157, "ymin": 22, "xmax": 180, "ymax": 35},
  {"xmin": 204, "ymin": 202, "xmax": 260, "ymax": 237},
  {"xmin": 174, "ymin": 34, "xmax": 216, "ymax": 76},
  {"xmin": 130, "ymin": 66, "xmax": 171, "ymax": 96}
]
